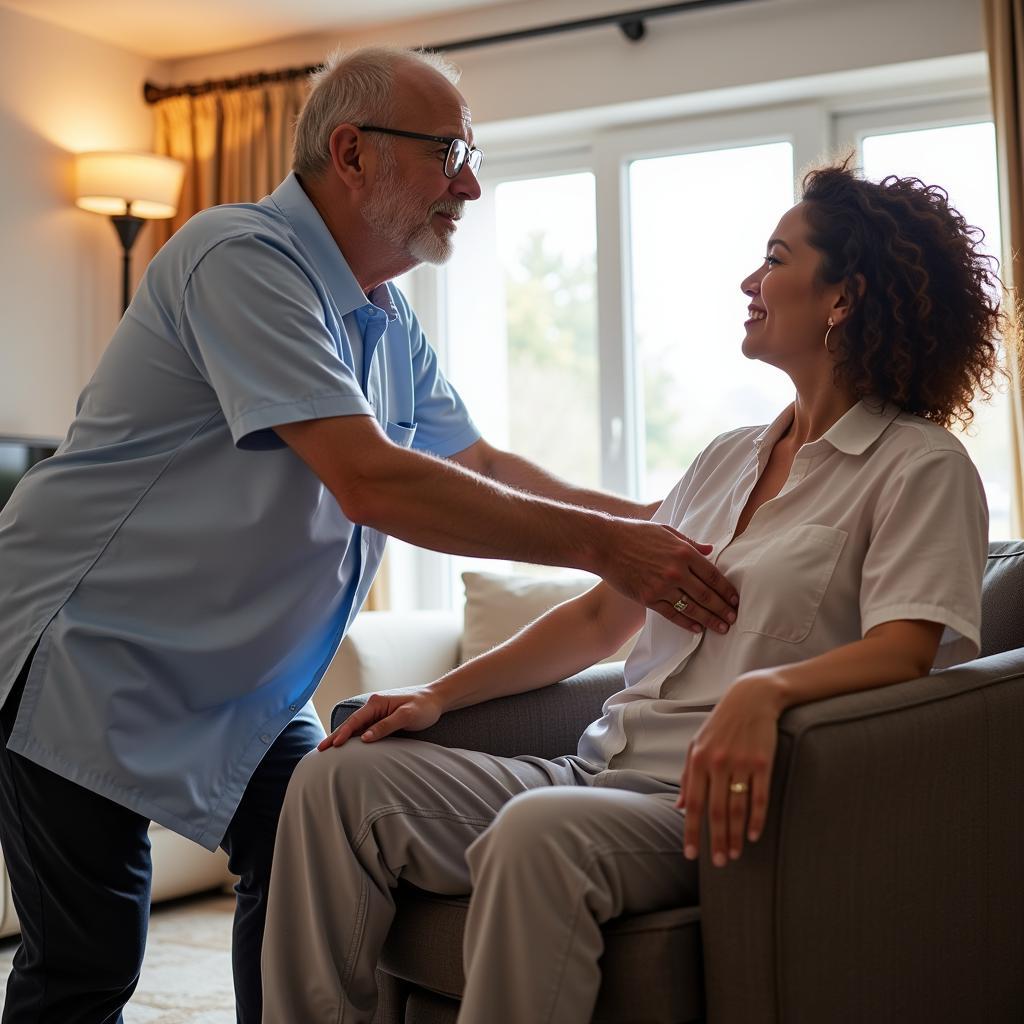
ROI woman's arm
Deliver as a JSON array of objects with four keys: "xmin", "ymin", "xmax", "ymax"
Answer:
[
  {"xmin": 678, "ymin": 618, "xmax": 944, "ymax": 866},
  {"xmin": 319, "ymin": 581, "xmax": 646, "ymax": 749}
]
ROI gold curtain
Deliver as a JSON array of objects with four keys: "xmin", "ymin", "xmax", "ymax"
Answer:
[
  {"xmin": 983, "ymin": 0, "xmax": 1024, "ymax": 537},
  {"xmin": 153, "ymin": 78, "xmax": 308, "ymax": 240},
  {"xmin": 152, "ymin": 78, "xmax": 391, "ymax": 610}
]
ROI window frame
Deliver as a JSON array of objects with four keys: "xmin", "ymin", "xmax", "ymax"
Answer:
[{"xmin": 390, "ymin": 77, "xmax": 1000, "ymax": 609}]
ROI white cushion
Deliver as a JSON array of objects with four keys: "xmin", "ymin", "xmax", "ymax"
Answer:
[{"xmin": 460, "ymin": 571, "xmax": 636, "ymax": 665}]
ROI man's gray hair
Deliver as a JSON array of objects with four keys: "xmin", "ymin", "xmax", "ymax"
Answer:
[{"xmin": 293, "ymin": 46, "xmax": 461, "ymax": 178}]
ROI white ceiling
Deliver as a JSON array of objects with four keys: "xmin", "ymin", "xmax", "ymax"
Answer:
[{"xmin": 0, "ymin": 0, "xmax": 519, "ymax": 60}]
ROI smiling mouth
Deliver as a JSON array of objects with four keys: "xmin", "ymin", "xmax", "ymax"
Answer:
[{"xmin": 745, "ymin": 308, "xmax": 766, "ymax": 325}]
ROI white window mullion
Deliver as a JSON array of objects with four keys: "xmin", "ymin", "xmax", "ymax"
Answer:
[{"xmin": 594, "ymin": 140, "xmax": 640, "ymax": 499}]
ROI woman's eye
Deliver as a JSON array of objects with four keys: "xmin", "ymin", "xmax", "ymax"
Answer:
[{"xmin": 764, "ymin": 254, "xmax": 781, "ymax": 267}]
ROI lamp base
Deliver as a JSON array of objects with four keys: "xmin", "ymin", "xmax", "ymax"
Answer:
[{"xmin": 110, "ymin": 214, "xmax": 145, "ymax": 315}]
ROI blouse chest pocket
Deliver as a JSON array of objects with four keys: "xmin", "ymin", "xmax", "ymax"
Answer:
[{"xmin": 738, "ymin": 523, "xmax": 848, "ymax": 644}]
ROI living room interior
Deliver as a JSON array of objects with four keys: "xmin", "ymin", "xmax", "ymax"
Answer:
[{"xmin": 0, "ymin": 0, "xmax": 1022, "ymax": 1021}]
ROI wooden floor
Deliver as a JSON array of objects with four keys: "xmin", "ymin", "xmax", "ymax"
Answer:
[{"xmin": 0, "ymin": 892, "xmax": 236, "ymax": 1022}]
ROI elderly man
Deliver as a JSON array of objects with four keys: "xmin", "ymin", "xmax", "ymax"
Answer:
[{"xmin": 0, "ymin": 46, "xmax": 738, "ymax": 1024}]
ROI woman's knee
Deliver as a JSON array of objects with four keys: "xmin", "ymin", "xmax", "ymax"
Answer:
[{"xmin": 468, "ymin": 788, "xmax": 590, "ymax": 869}]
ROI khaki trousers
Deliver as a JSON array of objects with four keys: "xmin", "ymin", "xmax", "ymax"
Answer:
[{"xmin": 261, "ymin": 737, "xmax": 697, "ymax": 1024}]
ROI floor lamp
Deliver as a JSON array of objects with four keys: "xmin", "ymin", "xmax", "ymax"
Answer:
[{"xmin": 75, "ymin": 151, "xmax": 185, "ymax": 315}]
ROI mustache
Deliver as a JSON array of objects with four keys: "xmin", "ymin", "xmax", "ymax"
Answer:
[{"xmin": 430, "ymin": 200, "xmax": 464, "ymax": 220}]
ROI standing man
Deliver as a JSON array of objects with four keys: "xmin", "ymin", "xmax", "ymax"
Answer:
[{"xmin": 0, "ymin": 46, "xmax": 738, "ymax": 1024}]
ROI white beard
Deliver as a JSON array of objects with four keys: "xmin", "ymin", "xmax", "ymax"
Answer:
[{"xmin": 361, "ymin": 160, "xmax": 456, "ymax": 266}]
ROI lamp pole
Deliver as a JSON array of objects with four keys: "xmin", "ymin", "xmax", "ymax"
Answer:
[{"xmin": 110, "ymin": 201, "xmax": 145, "ymax": 316}]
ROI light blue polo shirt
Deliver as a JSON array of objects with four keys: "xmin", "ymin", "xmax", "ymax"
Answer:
[{"xmin": 0, "ymin": 173, "xmax": 479, "ymax": 849}]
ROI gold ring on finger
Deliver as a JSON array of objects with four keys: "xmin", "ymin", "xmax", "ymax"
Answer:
[
  {"xmin": 728, "ymin": 780, "xmax": 750, "ymax": 795},
  {"xmin": 673, "ymin": 596, "xmax": 690, "ymax": 614}
]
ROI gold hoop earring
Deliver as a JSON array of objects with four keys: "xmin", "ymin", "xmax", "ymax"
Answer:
[{"xmin": 824, "ymin": 317, "xmax": 835, "ymax": 353}]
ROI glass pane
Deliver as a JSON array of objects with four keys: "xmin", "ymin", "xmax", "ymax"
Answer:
[
  {"xmin": 496, "ymin": 173, "xmax": 601, "ymax": 488},
  {"xmin": 861, "ymin": 122, "xmax": 1010, "ymax": 538},
  {"xmin": 443, "ymin": 171, "xmax": 600, "ymax": 592},
  {"xmin": 630, "ymin": 142, "xmax": 796, "ymax": 502}
]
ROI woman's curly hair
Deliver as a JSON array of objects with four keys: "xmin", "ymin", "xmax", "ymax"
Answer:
[{"xmin": 800, "ymin": 159, "xmax": 1008, "ymax": 429}]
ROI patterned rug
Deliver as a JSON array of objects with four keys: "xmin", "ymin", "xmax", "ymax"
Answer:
[{"xmin": 0, "ymin": 893, "xmax": 236, "ymax": 1022}]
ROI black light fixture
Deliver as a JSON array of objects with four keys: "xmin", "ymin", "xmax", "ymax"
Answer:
[{"xmin": 75, "ymin": 151, "xmax": 185, "ymax": 315}]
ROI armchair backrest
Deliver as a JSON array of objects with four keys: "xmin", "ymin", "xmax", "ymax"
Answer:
[{"xmin": 979, "ymin": 540, "xmax": 1024, "ymax": 657}]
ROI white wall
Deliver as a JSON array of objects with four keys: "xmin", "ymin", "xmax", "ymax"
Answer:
[
  {"xmin": 0, "ymin": 6, "xmax": 168, "ymax": 439},
  {"xmin": 166, "ymin": 0, "xmax": 985, "ymax": 136}
]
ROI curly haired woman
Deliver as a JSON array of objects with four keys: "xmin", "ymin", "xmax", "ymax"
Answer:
[{"xmin": 261, "ymin": 161, "xmax": 1007, "ymax": 1024}]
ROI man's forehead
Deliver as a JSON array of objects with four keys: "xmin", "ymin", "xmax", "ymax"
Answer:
[
  {"xmin": 418, "ymin": 98, "xmax": 474, "ymax": 141},
  {"xmin": 396, "ymin": 66, "xmax": 473, "ymax": 138},
  {"xmin": 442, "ymin": 105, "xmax": 474, "ymax": 142}
]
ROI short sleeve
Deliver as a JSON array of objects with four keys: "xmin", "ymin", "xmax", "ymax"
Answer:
[
  {"xmin": 859, "ymin": 448, "xmax": 988, "ymax": 668},
  {"xmin": 179, "ymin": 235, "xmax": 373, "ymax": 450},
  {"xmin": 391, "ymin": 288, "xmax": 480, "ymax": 457}
]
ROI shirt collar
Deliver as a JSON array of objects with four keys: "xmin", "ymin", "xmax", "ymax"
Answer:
[
  {"xmin": 820, "ymin": 399, "xmax": 901, "ymax": 455},
  {"xmin": 752, "ymin": 399, "xmax": 900, "ymax": 457},
  {"xmin": 264, "ymin": 172, "xmax": 370, "ymax": 318}
]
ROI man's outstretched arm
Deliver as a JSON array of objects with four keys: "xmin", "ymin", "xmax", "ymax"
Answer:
[{"xmin": 275, "ymin": 414, "xmax": 738, "ymax": 634}]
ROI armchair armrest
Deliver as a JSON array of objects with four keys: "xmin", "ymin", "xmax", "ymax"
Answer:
[
  {"xmin": 700, "ymin": 647, "xmax": 1024, "ymax": 1024},
  {"xmin": 331, "ymin": 662, "xmax": 625, "ymax": 759}
]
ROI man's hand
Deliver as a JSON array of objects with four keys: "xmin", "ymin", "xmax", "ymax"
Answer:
[
  {"xmin": 599, "ymin": 519, "xmax": 739, "ymax": 634},
  {"xmin": 317, "ymin": 688, "xmax": 445, "ymax": 750}
]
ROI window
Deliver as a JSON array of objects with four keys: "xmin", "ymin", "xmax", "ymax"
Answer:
[
  {"xmin": 629, "ymin": 141, "xmax": 796, "ymax": 501},
  {"xmin": 439, "ymin": 163, "xmax": 601, "ymax": 597},
  {"xmin": 395, "ymin": 83, "xmax": 1008, "ymax": 609}
]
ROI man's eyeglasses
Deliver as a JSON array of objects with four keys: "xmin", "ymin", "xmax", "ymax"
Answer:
[{"xmin": 357, "ymin": 126, "xmax": 483, "ymax": 179}]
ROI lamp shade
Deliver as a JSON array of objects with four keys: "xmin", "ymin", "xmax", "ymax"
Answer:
[{"xmin": 75, "ymin": 151, "xmax": 185, "ymax": 219}]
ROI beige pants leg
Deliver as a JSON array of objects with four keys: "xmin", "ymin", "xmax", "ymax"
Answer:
[
  {"xmin": 459, "ymin": 783, "xmax": 697, "ymax": 1024},
  {"xmin": 260, "ymin": 737, "xmax": 587, "ymax": 1023}
]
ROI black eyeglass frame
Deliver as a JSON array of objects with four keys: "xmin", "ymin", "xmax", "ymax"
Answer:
[{"xmin": 356, "ymin": 125, "xmax": 483, "ymax": 179}]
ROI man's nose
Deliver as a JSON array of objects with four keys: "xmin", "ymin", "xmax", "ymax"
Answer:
[{"xmin": 451, "ymin": 163, "xmax": 481, "ymax": 201}]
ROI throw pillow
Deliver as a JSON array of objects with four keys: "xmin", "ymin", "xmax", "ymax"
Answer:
[{"xmin": 460, "ymin": 571, "xmax": 637, "ymax": 665}]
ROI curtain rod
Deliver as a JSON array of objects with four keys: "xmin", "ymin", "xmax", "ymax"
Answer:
[{"xmin": 143, "ymin": 0, "xmax": 757, "ymax": 104}]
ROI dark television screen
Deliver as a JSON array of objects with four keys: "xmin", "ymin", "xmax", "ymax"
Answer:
[{"xmin": 0, "ymin": 436, "xmax": 59, "ymax": 511}]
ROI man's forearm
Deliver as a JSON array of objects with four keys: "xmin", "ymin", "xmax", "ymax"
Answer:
[
  {"xmin": 348, "ymin": 445, "xmax": 614, "ymax": 572},
  {"xmin": 275, "ymin": 415, "xmax": 738, "ymax": 624}
]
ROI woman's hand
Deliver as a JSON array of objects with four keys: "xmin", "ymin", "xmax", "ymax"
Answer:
[
  {"xmin": 676, "ymin": 671, "xmax": 784, "ymax": 866},
  {"xmin": 317, "ymin": 688, "xmax": 446, "ymax": 750}
]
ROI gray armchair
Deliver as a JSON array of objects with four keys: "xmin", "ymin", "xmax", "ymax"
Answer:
[{"xmin": 332, "ymin": 541, "xmax": 1024, "ymax": 1023}]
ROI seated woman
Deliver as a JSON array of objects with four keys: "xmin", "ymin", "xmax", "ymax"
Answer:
[{"xmin": 260, "ymin": 162, "xmax": 1004, "ymax": 1024}]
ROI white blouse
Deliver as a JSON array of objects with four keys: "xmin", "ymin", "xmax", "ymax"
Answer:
[{"xmin": 577, "ymin": 400, "xmax": 989, "ymax": 784}]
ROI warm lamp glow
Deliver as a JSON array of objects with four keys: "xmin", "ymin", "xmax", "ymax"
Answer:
[{"xmin": 75, "ymin": 151, "xmax": 184, "ymax": 219}]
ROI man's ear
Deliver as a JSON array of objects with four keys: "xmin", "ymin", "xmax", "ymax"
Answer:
[
  {"xmin": 328, "ymin": 124, "xmax": 368, "ymax": 189},
  {"xmin": 831, "ymin": 272, "xmax": 866, "ymax": 325}
]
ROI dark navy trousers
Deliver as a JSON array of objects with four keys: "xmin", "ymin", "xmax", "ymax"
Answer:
[{"xmin": 0, "ymin": 653, "xmax": 322, "ymax": 1023}]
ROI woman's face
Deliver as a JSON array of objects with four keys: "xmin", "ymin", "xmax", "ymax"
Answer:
[{"xmin": 740, "ymin": 202, "xmax": 840, "ymax": 370}]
